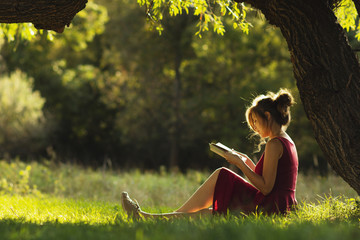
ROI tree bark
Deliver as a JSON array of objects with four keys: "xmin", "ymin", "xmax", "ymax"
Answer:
[
  {"xmin": 239, "ymin": 0, "xmax": 360, "ymax": 194},
  {"xmin": 0, "ymin": 0, "xmax": 88, "ymax": 33}
]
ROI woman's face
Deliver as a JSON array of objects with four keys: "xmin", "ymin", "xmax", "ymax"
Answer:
[{"xmin": 251, "ymin": 113, "xmax": 270, "ymax": 138}]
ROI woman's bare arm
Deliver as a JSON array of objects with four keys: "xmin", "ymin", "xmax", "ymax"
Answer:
[
  {"xmin": 224, "ymin": 139, "xmax": 283, "ymax": 195},
  {"xmin": 233, "ymin": 150, "xmax": 256, "ymax": 171}
]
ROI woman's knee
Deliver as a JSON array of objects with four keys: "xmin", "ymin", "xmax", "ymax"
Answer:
[
  {"xmin": 211, "ymin": 167, "xmax": 227, "ymax": 180},
  {"xmin": 214, "ymin": 167, "xmax": 228, "ymax": 174}
]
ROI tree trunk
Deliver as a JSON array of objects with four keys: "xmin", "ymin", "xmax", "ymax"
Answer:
[
  {"xmin": 0, "ymin": 0, "xmax": 88, "ymax": 33},
  {"xmin": 241, "ymin": 0, "xmax": 360, "ymax": 194}
]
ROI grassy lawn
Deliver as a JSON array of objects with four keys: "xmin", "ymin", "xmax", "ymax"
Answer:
[
  {"xmin": 0, "ymin": 195, "xmax": 359, "ymax": 240},
  {"xmin": 0, "ymin": 160, "xmax": 359, "ymax": 239}
]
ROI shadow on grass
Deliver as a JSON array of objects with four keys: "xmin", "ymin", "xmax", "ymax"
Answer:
[
  {"xmin": 0, "ymin": 219, "xmax": 134, "ymax": 240},
  {"xmin": 0, "ymin": 217, "xmax": 359, "ymax": 240}
]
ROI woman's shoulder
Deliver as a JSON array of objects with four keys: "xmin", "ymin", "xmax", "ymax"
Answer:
[
  {"xmin": 267, "ymin": 137, "xmax": 283, "ymax": 146},
  {"xmin": 272, "ymin": 136, "xmax": 297, "ymax": 160},
  {"xmin": 275, "ymin": 132, "xmax": 295, "ymax": 145},
  {"xmin": 265, "ymin": 138, "xmax": 283, "ymax": 157}
]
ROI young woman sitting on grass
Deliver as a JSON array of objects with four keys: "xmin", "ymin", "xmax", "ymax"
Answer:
[{"xmin": 121, "ymin": 89, "xmax": 298, "ymax": 218}]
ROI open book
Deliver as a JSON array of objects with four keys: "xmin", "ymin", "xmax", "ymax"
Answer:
[
  {"xmin": 209, "ymin": 142, "xmax": 233, "ymax": 158},
  {"xmin": 209, "ymin": 142, "xmax": 247, "ymax": 161}
]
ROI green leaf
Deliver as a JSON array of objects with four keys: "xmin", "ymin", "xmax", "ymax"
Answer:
[
  {"xmin": 335, "ymin": 0, "xmax": 359, "ymax": 39},
  {"xmin": 137, "ymin": 0, "xmax": 252, "ymax": 37}
]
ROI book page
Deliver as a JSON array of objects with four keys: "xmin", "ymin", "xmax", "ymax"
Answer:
[
  {"xmin": 209, "ymin": 142, "xmax": 247, "ymax": 161},
  {"xmin": 209, "ymin": 142, "xmax": 231, "ymax": 158},
  {"xmin": 214, "ymin": 142, "xmax": 232, "ymax": 152}
]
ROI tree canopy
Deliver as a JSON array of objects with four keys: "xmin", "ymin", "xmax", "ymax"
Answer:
[{"xmin": 137, "ymin": 0, "xmax": 360, "ymax": 40}]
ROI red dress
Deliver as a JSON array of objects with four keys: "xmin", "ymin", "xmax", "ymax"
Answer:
[{"xmin": 212, "ymin": 137, "xmax": 298, "ymax": 215}]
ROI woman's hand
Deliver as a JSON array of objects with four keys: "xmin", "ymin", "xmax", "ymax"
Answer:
[
  {"xmin": 235, "ymin": 151, "xmax": 250, "ymax": 162},
  {"xmin": 223, "ymin": 150, "xmax": 246, "ymax": 165}
]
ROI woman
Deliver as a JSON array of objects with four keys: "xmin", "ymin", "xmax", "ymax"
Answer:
[{"xmin": 121, "ymin": 88, "xmax": 298, "ymax": 219}]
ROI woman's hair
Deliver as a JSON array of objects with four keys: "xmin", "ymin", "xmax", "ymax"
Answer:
[{"xmin": 245, "ymin": 88, "xmax": 295, "ymax": 151}]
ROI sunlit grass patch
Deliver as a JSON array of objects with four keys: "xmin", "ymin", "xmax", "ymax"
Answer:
[
  {"xmin": 0, "ymin": 194, "xmax": 359, "ymax": 240},
  {"xmin": 0, "ymin": 195, "xmax": 121, "ymax": 225},
  {"xmin": 294, "ymin": 195, "xmax": 360, "ymax": 223}
]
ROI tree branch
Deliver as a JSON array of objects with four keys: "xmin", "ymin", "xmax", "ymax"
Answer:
[{"xmin": 0, "ymin": 0, "xmax": 88, "ymax": 33}]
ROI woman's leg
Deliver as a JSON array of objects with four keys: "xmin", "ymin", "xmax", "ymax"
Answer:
[
  {"xmin": 175, "ymin": 167, "xmax": 222, "ymax": 212},
  {"xmin": 135, "ymin": 168, "xmax": 223, "ymax": 219}
]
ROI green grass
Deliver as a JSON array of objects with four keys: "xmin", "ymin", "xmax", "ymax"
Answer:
[
  {"xmin": 0, "ymin": 160, "xmax": 359, "ymax": 239},
  {"xmin": 0, "ymin": 195, "xmax": 359, "ymax": 240}
]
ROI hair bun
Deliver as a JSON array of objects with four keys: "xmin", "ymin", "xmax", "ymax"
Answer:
[
  {"xmin": 274, "ymin": 89, "xmax": 294, "ymax": 122},
  {"xmin": 276, "ymin": 93, "xmax": 293, "ymax": 107}
]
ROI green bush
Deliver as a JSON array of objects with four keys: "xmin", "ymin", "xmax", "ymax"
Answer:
[{"xmin": 0, "ymin": 70, "xmax": 47, "ymax": 157}]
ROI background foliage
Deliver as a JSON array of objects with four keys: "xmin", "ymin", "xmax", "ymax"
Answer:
[{"xmin": 1, "ymin": 0, "xmax": 358, "ymax": 174}]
